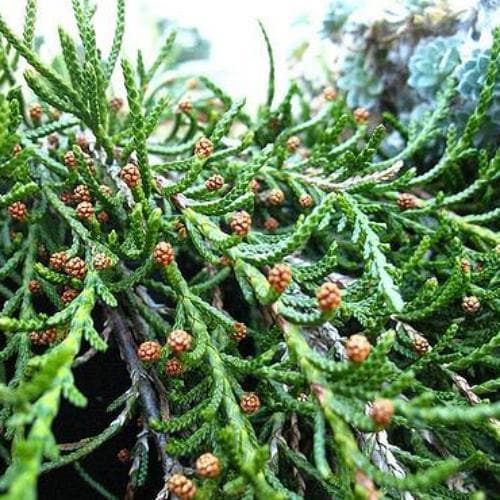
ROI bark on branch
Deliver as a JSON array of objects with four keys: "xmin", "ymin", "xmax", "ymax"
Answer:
[{"xmin": 107, "ymin": 305, "xmax": 179, "ymax": 480}]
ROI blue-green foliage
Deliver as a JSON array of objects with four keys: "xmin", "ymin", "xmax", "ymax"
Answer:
[
  {"xmin": 408, "ymin": 36, "xmax": 461, "ymax": 96},
  {"xmin": 458, "ymin": 48, "xmax": 500, "ymax": 127},
  {"xmin": 337, "ymin": 52, "xmax": 384, "ymax": 108}
]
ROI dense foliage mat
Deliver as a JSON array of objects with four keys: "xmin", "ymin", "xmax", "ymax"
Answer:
[{"xmin": 0, "ymin": 1, "xmax": 499, "ymax": 499}]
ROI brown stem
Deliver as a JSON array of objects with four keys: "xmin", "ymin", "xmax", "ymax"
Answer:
[
  {"xmin": 106, "ymin": 305, "xmax": 179, "ymax": 479},
  {"xmin": 73, "ymin": 322, "xmax": 112, "ymax": 367},
  {"xmin": 289, "ymin": 412, "xmax": 306, "ymax": 495},
  {"xmin": 125, "ymin": 433, "xmax": 149, "ymax": 500}
]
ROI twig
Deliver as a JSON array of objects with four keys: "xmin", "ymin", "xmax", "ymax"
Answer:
[
  {"xmin": 125, "ymin": 433, "xmax": 149, "ymax": 500},
  {"xmin": 106, "ymin": 305, "xmax": 180, "ymax": 480},
  {"xmin": 73, "ymin": 320, "xmax": 112, "ymax": 367},
  {"xmin": 397, "ymin": 319, "xmax": 500, "ymax": 431},
  {"xmin": 269, "ymin": 295, "xmax": 413, "ymax": 498},
  {"xmin": 288, "ymin": 160, "xmax": 403, "ymax": 191},
  {"xmin": 44, "ymin": 392, "xmax": 136, "ymax": 471},
  {"xmin": 289, "ymin": 412, "xmax": 306, "ymax": 495}
]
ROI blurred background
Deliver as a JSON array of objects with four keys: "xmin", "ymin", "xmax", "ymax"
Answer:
[
  {"xmin": 1, "ymin": 0, "xmax": 330, "ymax": 110},
  {"xmin": 1, "ymin": 0, "xmax": 499, "ymax": 122}
]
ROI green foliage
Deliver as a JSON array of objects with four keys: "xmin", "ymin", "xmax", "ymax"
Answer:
[{"xmin": 0, "ymin": 2, "xmax": 498, "ymax": 499}]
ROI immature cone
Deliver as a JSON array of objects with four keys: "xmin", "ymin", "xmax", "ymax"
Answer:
[
  {"xmin": 196, "ymin": 453, "xmax": 221, "ymax": 478},
  {"xmin": 264, "ymin": 217, "xmax": 279, "ymax": 231},
  {"xmin": 75, "ymin": 134, "xmax": 89, "ymax": 152},
  {"xmin": 12, "ymin": 143, "xmax": 23, "ymax": 155},
  {"xmin": 286, "ymin": 135, "xmax": 301, "ymax": 152},
  {"xmin": 110, "ymin": 96, "xmax": 124, "ymax": 112},
  {"xmin": 49, "ymin": 251, "xmax": 67, "ymax": 270},
  {"xmin": 397, "ymin": 193, "xmax": 421, "ymax": 210},
  {"xmin": 76, "ymin": 201, "xmax": 94, "ymax": 220},
  {"xmin": 29, "ymin": 102, "xmax": 43, "ymax": 121},
  {"xmin": 232, "ymin": 322, "xmax": 247, "ymax": 341},
  {"xmin": 117, "ymin": 448, "xmax": 130, "ymax": 463},
  {"xmin": 316, "ymin": 282, "xmax": 342, "ymax": 311},
  {"xmin": 153, "ymin": 241, "xmax": 175, "ymax": 266},
  {"xmin": 93, "ymin": 253, "xmax": 112, "ymax": 270},
  {"xmin": 371, "ymin": 399, "xmax": 394, "ymax": 427},
  {"xmin": 64, "ymin": 151, "xmax": 76, "ymax": 168},
  {"xmin": 137, "ymin": 340, "xmax": 161, "ymax": 362},
  {"xmin": 249, "ymin": 178, "xmax": 261, "ymax": 192},
  {"xmin": 120, "ymin": 163, "xmax": 141, "ymax": 187},
  {"xmin": 60, "ymin": 191, "xmax": 74, "ymax": 204},
  {"xmin": 8, "ymin": 201, "xmax": 27, "ymax": 221},
  {"xmin": 178, "ymin": 98, "xmax": 193, "ymax": 113},
  {"xmin": 462, "ymin": 295, "xmax": 480, "ymax": 314},
  {"xmin": 323, "ymin": 86, "xmax": 337, "ymax": 101},
  {"xmin": 268, "ymin": 264, "xmax": 292, "ymax": 293},
  {"xmin": 167, "ymin": 329, "xmax": 192, "ymax": 353},
  {"xmin": 61, "ymin": 286, "xmax": 79, "ymax": 304},
  {"xmin": 28, "ymin": 279, "xmax": 41, "ymax": 294},
  {"xmin": 412, "ymin": 334, "xmax": 430, "ymax": 355},
  {"xmin": 194, "ymin": 136, "xmax": 214, "ymax": 158},
  {"xmin": 73, "ymin": 184, "xmax": 91, "ymax": 203},
  {"xmin": 354, "ymin": 107, "xmax": 370, "ymax": 123},
  {"xmin": 299, "ymin": 193, "xmax": 313, "ymax": 208},
  {"xmin": 267, "ymin": 188, "xmax": 285, "ymax": 206},
  {"xmin": 64, "ymin": 257, "xmax": 86, "ymax": 279},
  {"xmin": 230, "ymin": 210, "xmax": 252, "ymax": 236},
  {"xmin": 165, "ymin": 358, "xmax": 184, "ymax": 376},
  {"xmin": 168, "ymin": 474, "xmax": 197, "ymax": 500},
  {"xmin": 240, "ymin": 392, "xmax": 261, "ymax": 413},
  {"xmin": 30, "ymin": 328, "xmax": 57, "ymax": 346},
  {"xmin": 97, "ymin": 211, "xmax": 109, "ymax": 224},
  {"xmin": 346, "ymin": 334, "xmax": 372, "ymax": 363},
  {"xmin": 47, "ymin": 133, "xmax": 59, "ymax": 148},
  {"xmin": 205, "ymin": 174, "xmax": 224, "ymax": 191}
]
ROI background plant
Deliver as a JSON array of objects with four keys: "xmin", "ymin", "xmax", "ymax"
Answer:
[{"xmin": 317, "ymin": 0, "xmax": 500, "ymax": 140}]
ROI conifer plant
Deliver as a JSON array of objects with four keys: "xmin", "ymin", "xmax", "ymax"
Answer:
[{"xmin": 0, "ymin": 1, "xmax": 499, "ymax": 499}]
